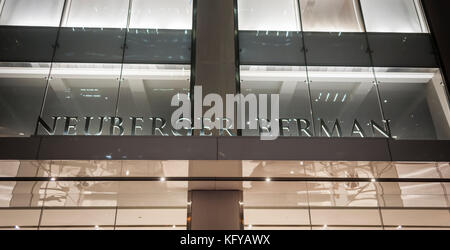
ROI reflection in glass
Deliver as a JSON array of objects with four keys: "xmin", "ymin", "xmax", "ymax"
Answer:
[
  {"xmin": 0, "ymin": 0, "xmax": 64, "ymax": 27},
  {"xmin": 360, "ymin": 0, "xmax": 428, "ymax": 33},
  {"xmin": 376, "ymin": 68, "xmax": 450, "ymax": 140},
  {"xmin": 38, "ymin": 63, "xmax": 121, "ymax": 136},
  {"xmin": 308, "ymin": 182, "xmax": 378, "ymax": 207},
  {"xmin": 0, "ymin": 208, "xmax": 41, "ymax": 228},
  {"xmin": 0, "ymin": 63, "xmax": 49, "ymax": 137},
  {"xmin": 239, "ymin": 31, "xmax": 305, "ymax": 66},
  {"xmin": 381, "ymin": 209, "xmax": 450, "ymax": 227},
  {"xmin": 0, "ymin": 181, "xmax": 44, "ymax": 207},
  {"xmin": 299, "ymin": 0, "xmax": 364, "ymax": 32},
  {"xmin": 367, "ymin": 33, "xmax": 438, "ymax": 68},
  {"xmin": 378, "ymin": 182, "xmax": 449, "ymax": 207},
  {"xmin": 308, "ymin": 67, "xmax": 385, "ymax": 138},
  {"xmin": 117, "ymin": 64, "xmax": 190, "ymax": 136},
  {"xmin": 244, "ymin": 181, "xmax": 308, "ymax": 207},
  {"xmin": 238, "ymin": 0, "xmax": 301, "ymax": 31},
  {"xmin": 240, "ymin": 66, "xmax": 312, "ymax": 136}
]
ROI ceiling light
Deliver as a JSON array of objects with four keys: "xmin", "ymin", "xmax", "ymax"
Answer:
[
  {"xmin": 371, "ymin": 178, "xmax": 376, "ymax": 182},
  {"xmin": 14, "ymin": 225, "xmax": 20, "ymax": 230},
  {"xmin": 160, "ymin": 177, "xmax": 166, "ymax": 182}
]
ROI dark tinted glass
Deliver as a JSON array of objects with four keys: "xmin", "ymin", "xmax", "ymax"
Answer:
[
  {"xmin": 124, "ymin": 29, "xmax": 191, "ymax": 64},
  {"xmin": 368, "ymin": 33, "xmax": 438, "ymax": 68},
  {"xmin": 0, "ymin": 26, "xmax": 58, "ymax": 62},
  {"xmin": 53, "ymin": 28, "xmax": 126, "ymax": 63},
  {"xmin": 304, "ymin": 32, "xmax": 371, "ymax": 67},
  {"xmin": 239, "ymin": 31, "xmax": 305, "ymax": 66}
]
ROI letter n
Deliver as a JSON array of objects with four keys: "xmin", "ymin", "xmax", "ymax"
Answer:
[{"xmin": 37, "ymin": 117, "xmax": 60, "ymax": 135}]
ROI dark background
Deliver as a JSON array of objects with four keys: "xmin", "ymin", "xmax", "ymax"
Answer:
[{"xmin": 423, "ymin": 0, "xmax": 450, "ymax": 92}]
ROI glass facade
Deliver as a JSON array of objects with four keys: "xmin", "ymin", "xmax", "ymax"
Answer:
[
  {"xmin": 0, "ymin": 0, "xmax": 193, "ymax": 137},
  {"xmin": 243, "ymin": 161, "xmax": 450, "ymax": 230},
  {"xmin": 0, "ymin": 0, "xmax": 449, "ymax": 232},
  {"xmin": 0, "ymin": 160, "xmax": 448, "ymax": 230},
  {"xmin": 0, "ymin": 0, "xmax": 448, "ymax": 139},
  {"xmin": 238, "ymin": 0, "xmax": 450, "ymax": 140}
]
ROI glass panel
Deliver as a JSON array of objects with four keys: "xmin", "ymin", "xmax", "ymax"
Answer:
[
  {"xmin": 378, "ymin": 162, "xmax": 444, "ymax": 178},
  {"xmin": 308, "ymin": 182, "xmax": 379, "ymax": 207},
  {"xmin": 116, "ymin": 208, "xmax": 187, "ymax": 227},
  {"xmin": 54, "ymin": 28, "xmax": 126, "ymax": 63},
  {"xmin": 36, "ymin": 160, "xmax": 190, "ymax": 177},
  {"xmin": 247, "ymin": 226, "xmax": 310, "ymax": 230},
  {"xmin": 438, "ymin": 162, "xmax": 450, "ymax": 178},
  {"xmin": 299, "ymin": 0, "xmax": 364, "ymax": 32},
  {"xmin": 240, "ymin": 66, "xmax": 312, "ymax": 136},
  {"xmin": 381, "ymin": 209, "xmax": 450, "ymax": 227},
  {"xmin": 368, "ymin": 33, "xmax": 438, "ymax": 68},
  {"xmin": 43, "ymin": 181, "xmax": 119, "ymax": 207},
  {"xmin": 303, "ymin": 32, "xmax": 371, "ymax": 67},
  {"xmin": 129, "ymin": 0, "xmax": 193, "ymax": 30},
  {"xmin": 0, "ymin": 181, "xmax": 44, "ymax": 207},
  {"xmin": 38, "ymin": 160, "xmax": 122, "ymax": 177},
  {"xmin": 378, "ymin": 182, "xmax": 449, "ymax": 208},
  {"xmin": 243, "ymin": 181, "xmax": 309, "ymax": 207},
  {"xmin": 304, "ymin": 161, "xmax": 380, "ymax": 178},
  {"xmin": 119, "ymin": 160, "xmax": 189, "ymax": 177},
  {"xmin": 62, "ymin": 0, "xmax": 129, "ymax": 28},
  {"xmin": 244, "ymin": 209, "xmax": 310, "ymax": 226},
  {"xmin": 40, "ymin": 181, "xmax": 188, "ymax": 207},
  {"xmin": 40, "ymin": 208, "xmax": 116, "ymax": 227},
  {"xmin": 312, "ymin": 226, "xmax": 382, "ymax": 230},
  {"xmin": 117, "ymin": 64, "xmax": 190, "ymax": 136},
  {"xmin": 0, "ymin": 63, "xmax": 49, "ymax": 137},
  {"xmin": 0, "ymin": 209, "xmax": 41, "ymax": 228},
  {"xmin": 360, "ymin": 0, "xmax": 428, "ymax": 33},
  {"xmin": 309, "ymin": 209, "xmax": 381, "ymax": 226},
  {"xmin": 243, "ymin": 161, "xmax": 309, "ymax": 177},
  {"xmin": 0, "ymin": 0, "xmax": 64, "ymax": 27},
  {"xmin": 375, "ymin": 68, "xmax": 450, "ymax": 140},
  {"xmin": 0, "ymin": 26, "xmax": 58, "ymax": 62},
  {"xmin": 238, "ymin": 0, "xmax": 301, "ymax": 31},
  {"xmin": 37, "ymin": 63, "xmax": 121, "ymax": 136},
  {"xmin": 239, "ymin": 31, "xmax": 305, "ymax": 66},
  {"xmin": 308, "ymin": 67, "xmax": 386, "ymax": 138},
  {"xmin": 117, "ymin": 181, "xmax": 188, "ymax": 207},
  {"xmin": 124, "ymin": 29, "xmax": 191, "ymax": 64},
  {"xmin": 0, "ymin": 161, "xmax": 40, "ymax": 177}
]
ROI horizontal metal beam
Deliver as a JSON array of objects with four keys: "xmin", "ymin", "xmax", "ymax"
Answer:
[{"xmin": 0, "ymin": 136, "xmax": 449, "ymax": 162}]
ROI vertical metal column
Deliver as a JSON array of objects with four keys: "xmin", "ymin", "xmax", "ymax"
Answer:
[
  {"xmin": 189, "ymin": 190, "xmax": 242, "ymax": 230},
  {"xmin": 188, "ymin": 0, "xmax": 243, "ymax": 230}
]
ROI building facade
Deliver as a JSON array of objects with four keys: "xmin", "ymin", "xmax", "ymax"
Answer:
[{"xmin": 0, "ymin": 0, "xmax": 449, "ymax": 230}]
